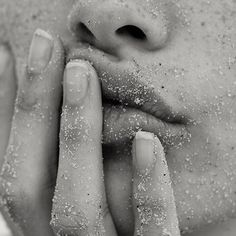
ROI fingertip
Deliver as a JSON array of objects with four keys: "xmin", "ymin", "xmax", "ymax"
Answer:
[
  {"xmin": 63, "ymin": 60, "xmax": 90, "ymax": 106},
  {"xmin": 132, "ymin": 131, "xmax": 167, "ymax": 175},
  {"xmin": 132, "ymin": 131, "xmax": 156, "ymax": 175},
  {"xmin": 18, "ymin": 29, "xmax": 65, "ymax": 114},
  {"xmin": 63, "ymin": 59, "xmax": 100, "ymax": 107},
  {"xmin": 27, "ymin": 29, "xmax": 65, "ymax": 75},
  {"xmin": 132, "ymin": 131, "xmax": 180, "ymax": 236},
  {"xmin": 28, "ymin": 29, "xmax": 54, "ymax": 73},
  {"xmin": 134, "ymin": 130, "xmax": 154, "ymax": 141}
]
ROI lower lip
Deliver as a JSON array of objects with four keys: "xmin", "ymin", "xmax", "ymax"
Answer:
[
  {"xmin": 67, "ymin": 46, "xmax": 191, "ymax": 148},
  {"xmin": 102, "ymin": 103, "xmax": 190, "ymax": 149}
]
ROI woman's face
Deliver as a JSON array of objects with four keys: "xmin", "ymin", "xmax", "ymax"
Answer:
[{"xmin": 2, "ymin": 0, "xmax": 236, "ymax": 234}]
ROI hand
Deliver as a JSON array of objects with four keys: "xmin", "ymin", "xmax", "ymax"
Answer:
[
  {"xmin": 0, "ymin": 29, "xmax": 65, "ymax": 236},
  {"xmin": 0, "ymin": 29, "xmax": 180, "ymax": 236}
]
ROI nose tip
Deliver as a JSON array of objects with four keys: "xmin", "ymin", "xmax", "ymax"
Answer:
[{"xmin": 68, "ymin": 2, "xmax": 170, "ymax": 55}]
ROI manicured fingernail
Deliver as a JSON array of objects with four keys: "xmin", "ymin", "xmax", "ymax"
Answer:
[
  {"xmin": 28, "ymin": 29, "xmax": 53, "ymax": 72},
  {"xmin": 64, "ymin": 60, "xmax": 90, "ymax": 105},
  {"xmin": 133, "ymin": 131, "xmax": 157, "ymax": 174},
  {"xmin": 0, "ymin": 44, "xmax": 11, "ymax": 76}
]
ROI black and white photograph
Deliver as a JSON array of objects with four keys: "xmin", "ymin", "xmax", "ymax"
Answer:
[{"xmin": 0, "ymin": 0, "xmax": 236, "ymax": 235}]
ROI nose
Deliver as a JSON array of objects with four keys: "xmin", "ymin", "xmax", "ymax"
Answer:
[{"xmin": 68, "ymin": 1, "xmax": 170, "ymax": 55}]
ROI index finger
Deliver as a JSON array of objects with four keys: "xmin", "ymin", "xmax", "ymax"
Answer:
[{"xmin": 132, "ymin": 131, "xmax": 180, "ymax": 236}]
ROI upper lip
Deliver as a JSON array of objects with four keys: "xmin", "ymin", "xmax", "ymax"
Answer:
[{"xmin": 66, "ymin": 42, "xmax": 190, "ymax": 125}]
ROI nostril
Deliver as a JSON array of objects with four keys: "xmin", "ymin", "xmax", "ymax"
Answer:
[
  {"xmin": 76, "ymin": 22, "xmax": 96, "ymax": 43},
  {"xmin": 116, "ymin": 25, "xmax": 147, "ymax": 41}
]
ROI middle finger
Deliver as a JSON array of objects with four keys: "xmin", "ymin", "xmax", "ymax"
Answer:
[{"xmin": 51, "ymin": 60, "xmax": 117, "ymax": 236}]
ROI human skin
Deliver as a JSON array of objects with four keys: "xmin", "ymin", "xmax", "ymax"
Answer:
[
  {"xmin": 0, "ymin": 31, "xmax": 181, "ymax": 235},
  {"xmin": 0, "ymin": 0, "xmax": 236, "ymax": 235}
]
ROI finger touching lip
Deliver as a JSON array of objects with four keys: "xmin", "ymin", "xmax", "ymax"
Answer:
[
  {"xmin": 67, "ymin": 45, "xmax": 191, "ymax": 122},
  {"xmin": 103, "ymin": 104, "xmax": 191, "ymax": 149},
  {"xmin": 66, "ymin": 44, "xmax": 192, "ymax": 148}
]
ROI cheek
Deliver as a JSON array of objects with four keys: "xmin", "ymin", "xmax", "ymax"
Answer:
[
  {"xmin": 167, "ymin": 120, "xmax": 236, "ymax": 229},
  {"xmin": 136, "ymin": 48, "xmax": 234, "ymax": 124}
]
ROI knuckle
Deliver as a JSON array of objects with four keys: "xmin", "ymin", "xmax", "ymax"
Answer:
[
  {"xmin": 134, "ymin": 194, "xmax": 168, "ymax": 225},
  {"xmin": 15, "ymin": 69, "xmax": 60, "ymax": 115},
  {"xmin": 51, "ymin": 215, "xmax": 88, "ymax": 236},
  {"xmin": 15, "ymin": 86, "xmax": 56, "ymax": 122},
  {"xmin": 51, "ymin": 201, "xmax": 107, "ymax": 235},
  {"xmin": 26, "ymin": 66, "xmax": 41, "ymax": 78},
  {"xmin": 15, "ymin": 88, "xmax": 40, "ymax": 113},
  {"xmin": 51, "ymin": 207, "xmax": 89, "ymax": 235}
]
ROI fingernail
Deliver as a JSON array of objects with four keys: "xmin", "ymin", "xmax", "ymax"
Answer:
[
  {"xmin": 0, "ymin": 44, "xmax": 11, "ymax": 76},
  {"xmin": 28, "ymin": 29, "xmax": 53, "ymax": 72},
  {"xmin": 133, "ymin": 131, "xmax": 157, "ymax": 174},
  {"xmin": 64, "ymin": 60, "xmax": 90, "ymax": 104}
]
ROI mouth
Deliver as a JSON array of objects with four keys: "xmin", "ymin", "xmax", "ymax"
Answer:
[{"xmin": 66, "ymin": 42, "xmax": 191, "ymax": 149}]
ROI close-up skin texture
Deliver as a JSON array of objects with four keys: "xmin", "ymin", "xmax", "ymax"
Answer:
[{"xmin": 0, "ymin": 0, "xmax": 236, "ymax": 235}]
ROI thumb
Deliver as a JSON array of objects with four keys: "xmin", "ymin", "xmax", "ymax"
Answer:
[{"xmin": 132, "ymin": 131, "xmax": 180, "ymax": 236}]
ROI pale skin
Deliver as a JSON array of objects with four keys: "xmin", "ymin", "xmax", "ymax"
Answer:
[
  {"xmin": 0, "ymin": 0, "xmax": 236, "ymax": 235},
  {"xmin": 0, "ymin": 31, "xmax": 180, "ymax": 235}
]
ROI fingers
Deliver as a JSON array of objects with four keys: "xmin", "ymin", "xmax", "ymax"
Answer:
[
  {"xmin": 51, "ymin": 60, "xmax": 117, "ymax": 236},
  {"xmin": 0, "ymin": 29, "xmax": 65, "ymax": 235},
  {"xmin": 132, "ymin": 131, "xmax": 180, "ymax": 236},
  {"xmin": 0, "ymin": 42, "xmax": 23, "ymax": 236},
  {"xmin": 0, "ymin": 43, "xmax": 17, "ymax": 168}
]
